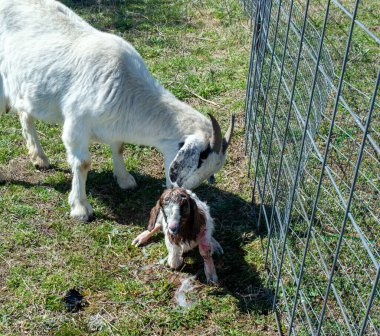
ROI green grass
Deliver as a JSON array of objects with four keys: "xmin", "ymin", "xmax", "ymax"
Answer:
[{"xmin": 0, "ymin": 0, "xmax": 278, "ymax": 335}]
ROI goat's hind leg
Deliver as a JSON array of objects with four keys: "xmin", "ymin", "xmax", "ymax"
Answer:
[
  {"xmin": 199, "ymin": 238, "xmax": 218, "ymax": 283},
  {"xmin": 19, "ymin": 112, "xmax": 50, "ymax": 168},
  {"xmin": 62, "ymin": 119, "xmax": 93, "ymax": 221},
  {"xmin": 110, "ymin": 142, "xmax": 137, "ymax": 189}
]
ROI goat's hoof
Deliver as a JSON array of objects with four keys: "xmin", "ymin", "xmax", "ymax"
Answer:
[
  {"xmin": 32, "ymin": 155, "xmax": 50, "ymax": 169},
  {"xmin": 211, "ymin": 237, "xmax": 224, "ymax": 255},
  {"xmin": 116, "ymin": 174, "xmax": 137, "ymax": 190},
  {"xmin": 70, "ymin": 203, "xmax": 93, "ymax": 222},
  {"xmin": 213, "ymin": 243, "xmax": 224, "ymax": 255},
  {"xmin": 132, "ymin": 230, "xmax": 151, "ymax": 247},
  {"xmin": 168, "ymin": 257, "xmax": 183, "ymax": 270}
]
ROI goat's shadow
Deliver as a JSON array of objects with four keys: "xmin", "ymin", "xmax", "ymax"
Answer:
[
  {"xmin": 181, "ymin": 184, "xmax": 274, "ymax": 314},
  {"xmin": 2, "ymin": 166, "xmax": 273, "ymax": 314}
]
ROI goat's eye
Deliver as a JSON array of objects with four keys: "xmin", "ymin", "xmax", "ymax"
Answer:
[
  {"xmin": 200, "ymin": 150, "xmax": 209, "ymax": 160},
  {"xmin": 178, "ymin": 142, "xmax": 185, "ymax": 150},
  {"xmin": 198, "ymin": 145, "xmax": 211, "ymax": 168}
]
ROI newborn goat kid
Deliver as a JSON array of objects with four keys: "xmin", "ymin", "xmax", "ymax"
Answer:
[{"xmin": 132, "ymin": 188, "xmax": 222, "ymax": 283}]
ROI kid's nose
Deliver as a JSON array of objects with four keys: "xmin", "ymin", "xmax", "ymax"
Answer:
[{"xmin": 169, "ymin": 223, "xmax": 179, "ymax": 235}]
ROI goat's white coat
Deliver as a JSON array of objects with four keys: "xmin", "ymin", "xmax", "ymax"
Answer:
[{"xmin": 0, "ymin": 0, "xmax": 229, "ymax": 221}]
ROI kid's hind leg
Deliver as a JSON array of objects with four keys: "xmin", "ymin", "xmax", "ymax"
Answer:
[
  {"xmin": 199, "ymin": 236, "xmax": 218, "ymax": 283},
  {"xmin": 62, "ymin": 119, "xmax": 93, "ymax": 222},
  {"xmin": 19, "ymin": 112, "xmax": 50, "ymax": 168}
]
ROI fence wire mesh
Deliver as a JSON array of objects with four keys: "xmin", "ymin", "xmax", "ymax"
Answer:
[{"xmin": 242, "ymin": 0, "xmax": 379, "ymax": 334}]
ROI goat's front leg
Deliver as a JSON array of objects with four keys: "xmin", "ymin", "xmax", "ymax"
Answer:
[
  {"xmin": 110, "ymin": 142, "xmax": 137, "ymax": 190},
  {"xmin": 165, "ymin": 235, "xmax": 183, "ymax": 269},
  {"xmin": 199, "ymin": 236, "xmax": 218, "ymax": 283},
  {"xmin": 19, "ymin": 112, "xmax": 50, "ymax": 168},
  {"xmin": 62, "ymin": 120, "xmax": 93, "ymax": 221},
  {"xmin": 132, "ymin": 223, "xmax": 162, "ymax": 247}
]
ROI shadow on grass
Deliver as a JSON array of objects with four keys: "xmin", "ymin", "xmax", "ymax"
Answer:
[
  {"xmin": 3, "ymin": 167, "xmax": 273, "ymax": 315},
  {"xmin": 188, "ymin": 185, "xmax": 274, "ymax": 314},
  {"xmin": 105, "ymin": 176, "xmax": 273, "ymax": 314}
]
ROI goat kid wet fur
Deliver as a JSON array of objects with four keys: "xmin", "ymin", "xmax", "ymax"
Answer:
[{"xmin": 132, "ymin": 188, "xmax": 223, "ymax": 283}]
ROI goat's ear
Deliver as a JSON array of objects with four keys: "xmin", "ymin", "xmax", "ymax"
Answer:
[
  {"xmin": 190, "ymin": 197, "xmax": 206, "ymax": 235},
  {"xmin": 147, "ymin": 200, "xmax": 161, "ymax": 231},
  {"xmin": 169, "ymin": 136, "xmax": 202, "ymax": 185}
]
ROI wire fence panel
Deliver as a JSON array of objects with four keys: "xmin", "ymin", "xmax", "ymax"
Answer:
[{"xmin": 242, "ymin": 0, "xmax": 379, "ymax": 334}]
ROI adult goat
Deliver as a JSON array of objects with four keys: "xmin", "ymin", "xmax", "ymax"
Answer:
[{"xmin": 0, "ymin": 0, "xmax": 234, "ymax": 221}]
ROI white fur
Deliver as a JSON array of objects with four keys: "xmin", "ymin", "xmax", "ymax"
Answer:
[{"xmin": 0, "ymin": 0, "xmax": 229, "ymax": 221}]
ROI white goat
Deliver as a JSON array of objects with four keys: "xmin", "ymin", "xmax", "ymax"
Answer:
[{"xmin": 0, "ymin": 0, "xmax": 234, "ymax": 221}]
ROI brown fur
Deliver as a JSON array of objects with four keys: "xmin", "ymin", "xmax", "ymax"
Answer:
[
  {"xmin": 147, "ymin": 188, "xmax": 206, "ymax": 245},
  {"xmin": 80, "ymin": 160, "xmax": 90, "ymax": 172},
  {"xmin": 118, "ymin": 144, "xmax": 124, "ymax": 155},
  {"xmin": 147, "ymin": 199, "xmax": 161, "ymax": 231}
]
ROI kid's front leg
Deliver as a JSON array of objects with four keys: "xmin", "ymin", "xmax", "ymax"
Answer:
[
  {"xmin": 132, "ymin": 223, "xmax": 162, "ymax": 247},
  {"xmin": 165, "ymin": 235, "xmax": 183, "ymax": 269}
]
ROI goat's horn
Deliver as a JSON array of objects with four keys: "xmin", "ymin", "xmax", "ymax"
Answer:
[
  {"xmin": 208, "ymin": 113, "xmax": 222, "ymax": 153},
  {"xmin": 223, "ymin": 114, "xmax": 235, "ymax": 153}
]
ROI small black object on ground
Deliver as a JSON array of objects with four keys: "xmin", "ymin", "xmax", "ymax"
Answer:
[{"xmin": 63, "ymin": 288, "xmax": 87, "ymax": 313}]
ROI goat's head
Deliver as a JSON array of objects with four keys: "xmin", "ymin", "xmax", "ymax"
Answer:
[
  {"xmin": 169, "ymin": 114, "xmax": 235, "ymax": 189},
  {"xmin": 148, "ymin": 188, "xmax": 205, "ymax": 244}
]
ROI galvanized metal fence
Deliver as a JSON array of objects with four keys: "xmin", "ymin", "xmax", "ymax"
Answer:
[{"xmin": 242, "ymin": 0, "xmax": 379, "ymax": 334}]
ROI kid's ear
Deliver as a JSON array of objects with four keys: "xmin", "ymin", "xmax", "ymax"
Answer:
[
  {"xmin": 189, "ymin": 197, "xmax": 206, "ymax": 241},
  {"xmin": 147, "ymin": 200, "xmax": 161, "ymax": 231}
]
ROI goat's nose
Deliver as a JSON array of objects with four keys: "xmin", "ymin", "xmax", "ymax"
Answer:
[{"xmin": 169, "ymin": 224, "xmax": 179, "ymax": 235}]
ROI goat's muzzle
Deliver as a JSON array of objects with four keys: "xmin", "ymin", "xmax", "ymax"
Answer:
[{"xmin": 168, "ymin": 223, "xmax": 180, "ymax": 235}]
